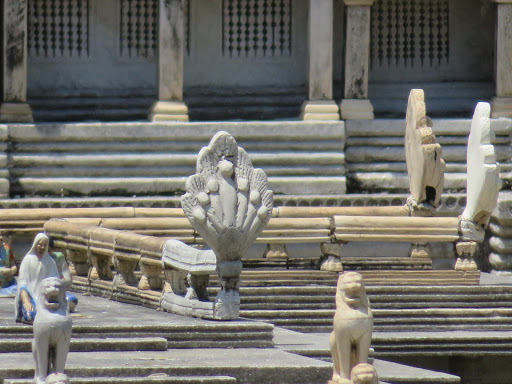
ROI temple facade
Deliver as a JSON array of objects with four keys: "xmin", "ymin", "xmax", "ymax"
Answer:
[{"xmin": 1, "ymin": 0, "xmax": 509, "ymax": 123}]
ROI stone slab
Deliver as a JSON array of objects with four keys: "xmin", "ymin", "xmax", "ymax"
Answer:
[
  {"xmin": 8, "ymin": 121, "xmax": 345, "ymax": 141},
  {"xmin": 4, "ymin": 376, "xmax": 237, "ymax": 384},
  {"xmin": 0, "ymin": 294, "xmax": 274, "ymax": 349}
]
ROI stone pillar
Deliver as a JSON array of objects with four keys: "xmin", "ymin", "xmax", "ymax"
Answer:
[
  {"xmin": 0, "ymin": 0, "xmax": 33, "ymax": 122},
  {"xmin": 149, "ymin": 0, "xmax": 189, "ymax": 122},
  {"xmin": 300, "ymin": 0, "xmax": 340, "ymax": 121},
  {"xmin": 339, "ymin": 0, "xmax": 375, "ymax": 120},
  {"xmin": 491, "ymin": 0, "xmax": 512, "ymax": 117}
]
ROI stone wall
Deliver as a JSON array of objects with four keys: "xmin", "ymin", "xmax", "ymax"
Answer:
[{"xmin": 23, "ymin": 0, "xmax": 494, "ymax": 121}]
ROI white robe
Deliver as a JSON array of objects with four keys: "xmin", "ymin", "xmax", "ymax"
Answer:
[{"xmin": 15, "ymin": 233, "xmax": 59, "ymax": 321}]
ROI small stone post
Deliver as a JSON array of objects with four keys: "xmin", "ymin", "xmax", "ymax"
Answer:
[
  {"xmin": 491, "ymin": 0, "xmax": 512, "ymax": 117},
  {"xmin": 339, "ymin": 0, "xmax": 375, "ymax": 120},
  {"xmin": 0, "ymin": 0, "xmax": 33, "ymax": 122},
  {"xmin": 149, "ymin": 0, "xmax": 189, "ymax": 121},
  {"xmin": 300, "ymin": 0, "xmax": 340, "ymax": 121}
]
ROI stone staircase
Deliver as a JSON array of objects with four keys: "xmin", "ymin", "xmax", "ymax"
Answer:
[
  {"xmin": 0, "ymin": 293, "xmax": 460, "ymax": 384},
  {"xmin": 215, "ymin": 270, "xmax": 512, "ymax": 333}
]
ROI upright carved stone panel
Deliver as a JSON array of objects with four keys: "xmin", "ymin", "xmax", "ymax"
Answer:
[
  {"xmin": 460, "ymin": 102, "xmax": 501, "ymax": 241},
  {"xmin": 404, "ymin": 89, "xmax": 445, "ymax": 211}
]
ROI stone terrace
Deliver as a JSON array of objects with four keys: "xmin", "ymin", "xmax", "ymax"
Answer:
[{"xmin": 0, "ymin": 293, "xmax": 459, "ymax": 384}]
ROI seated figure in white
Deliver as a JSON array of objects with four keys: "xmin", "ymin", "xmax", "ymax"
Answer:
[{"xmin": 15, "ymin": 233, "xmax": 59, "ymax": 323}]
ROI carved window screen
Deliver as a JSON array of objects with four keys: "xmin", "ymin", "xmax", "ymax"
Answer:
[
  {"xmin": 223, "ymin": 0, "xmax": 292, "ymax": 57},
  {"xmin": 28, "ymin": 0, "xmax": 90, "ymax": 58},
  {"xmin": 371, "ymin": 0, "xmax": 449, "ymax": 68},
  {"xmin": 120, "ymin": 0, "xmax": 190, "ymax": 58}
]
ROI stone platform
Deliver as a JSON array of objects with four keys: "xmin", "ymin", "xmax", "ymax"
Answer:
[{"xmin": 0, "ymin": 294, "xmax": 459, "ymax": 384}]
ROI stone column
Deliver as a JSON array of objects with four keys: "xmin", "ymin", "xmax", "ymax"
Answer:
[
  {"xmin": 491, "ymin": 0, "xmax": 512, "ymax": 117},
  {"xmin": 149, "ymin": 0, "xmax": 189, "ymax": 122},
  {"xmin": 300, "ymin": 0, "xmax": 340, "ymax": 121},
  {"xmin": 0, "ymin": 0, "xmax": 33, "ymax": 122},
  {"xmin": 339, "ymin": 0, "xmax": 375, "ymax": 120}
]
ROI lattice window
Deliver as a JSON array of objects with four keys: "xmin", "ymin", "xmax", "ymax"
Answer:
[
  {"xmin": 28, "ymin": 0, "xmax": 90, "ymax": 58},
  {"xmin": 223, "ymin": 0, "xmax": 292, "ymax": 57},
  {"xmin": 120, "ymin": 0, "xmax": 190, "ymax": 58},
  {"xmin": 371, "ymin": 0, "xmax": 449, "ymax": 68}
]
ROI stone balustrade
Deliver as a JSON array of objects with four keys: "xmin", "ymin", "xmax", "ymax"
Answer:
[{"xmin": 42, "ymin": 203, "xmax": 487, "ymax": 311}]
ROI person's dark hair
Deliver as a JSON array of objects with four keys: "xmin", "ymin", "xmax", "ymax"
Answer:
[{"xmin": 48, "ymin": 237, "xmax": 54, "ymax": 249}]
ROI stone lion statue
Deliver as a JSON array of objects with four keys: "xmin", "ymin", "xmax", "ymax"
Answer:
[
  {"xmin": 32, "ymin": 277, "xmax": 72, "ymax": 384},
  {"xmin": 350, "ymin": 363, "xmax": 379, "ymax": 384},
  {"xmin": 329, "ymin": 272, "xmax": 373, "ymax": 384}
]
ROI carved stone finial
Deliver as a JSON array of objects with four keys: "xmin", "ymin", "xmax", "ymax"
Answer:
[
  {"xmin": 460, "ymin": 102, "xmax": 501, "ymax": 242},
  {"xmin": 404, "ymin": 89, "xmax": 445, "ymax": 213},
  {"xmin": 181, "ymin": 131, "xmax": 273, "ymax": 319}
]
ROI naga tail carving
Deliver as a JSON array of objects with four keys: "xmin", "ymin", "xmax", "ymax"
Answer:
[{"xmin": 181, "ymin": 131, "xmax": 274, "ymax": 261}]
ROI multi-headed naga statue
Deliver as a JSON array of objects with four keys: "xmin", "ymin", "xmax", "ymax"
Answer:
[{"xmin": 181, "ymin": 131, "xmax": 273, "ymax": 319}]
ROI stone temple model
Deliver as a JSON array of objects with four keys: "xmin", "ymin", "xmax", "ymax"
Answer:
[{"xmin": 161, "ymin": 131, "xmax": 273, "ymax": 319}]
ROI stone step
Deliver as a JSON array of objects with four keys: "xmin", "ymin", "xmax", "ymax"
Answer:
[
  {"xmin": 242, "ymin": 257, "xmax": 433, "ymax": 271},
  {"xmin": 0, "ymin": 295, "xmax": 274, "ymax": 349},
  {"xmin": 4, "ymin": 375, "xmax": 238, "ymax": 384},
  {"xmin": 240, "ymin": 300, "xmax": 512, "ymax": 310},
  {"xmin": 0, "ymin": 350, "xmax": 459, "ymax": 384},
  {"xmin": 233, "ymin": 284, "xmax": 512, "ymax": 296},
  {"xmin": 280, "ymin": 323, "xmax": 512, "ymax": 333},
  {"xmin": 234, "ymin": 269, "xmax": 480, "ymax": 286},
  {"xmin": 0, "ymin": 337, "xmax": 168, "ymax": 353}
]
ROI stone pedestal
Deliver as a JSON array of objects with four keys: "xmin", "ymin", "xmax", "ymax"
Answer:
[
  {"xmin": 301, "ymin": 0, "xmax": 340, "ymax": 121},
  {"xmin": 150, "ymin": 0, "xmax": 189, "ymax": 122},
  {"xmin": 491, "ymin": 0, "xmax": 512, "ymax": 117},
  {"xmin": 0, "ymin": 0, "xmax": 33, "ymax": 123},
  {"xmin": 300, "ymin": 101, "xmax": 340, "ymax": 121},
  {"xmin": 340, "ymin": 0, "xmax": 375, "ymax": 120},
  {"xmin": 149, "ymin": 101, "xmax": 189, "ymax": 122}
]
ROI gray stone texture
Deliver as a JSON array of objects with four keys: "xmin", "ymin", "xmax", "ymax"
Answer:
[
  {"xmin": 343, "ymin": 3, "xmax": 372, "ymax": 99},
  {"xmin": 308, "ymin": 0, "xmax": 334, "ymax": 100},
  {"xmin": 4, "ymin": 121, "xmax": 346, "ymax": 197}
]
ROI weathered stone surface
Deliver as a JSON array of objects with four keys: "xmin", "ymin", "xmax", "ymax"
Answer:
[
  {"xmin": 1, "ymin": 1, "xmax": 33, "ymax": 123},
  {"xmin": 157, "ymin": 0, "xmax": 185, "ymax": 102},
  {"xmin": 149, "ymin": 101, "xmax": 189, "ymax": 122},
  {"xmin": 342, "ymin": 4, "xmax": 373, "ymax": 99},
  {"xmin": 404, "ymin": 89, "xmax": 445, "ymax": 208},
  {"xmin": 300, "ymin": 100, "xmax": 340, "ymax": 121},
  {"xmin": 339, "ymin": 99, "xmax": 374, "ymax": 120},
  {"xmin": 32, "ymin": 278, "xmax": 72, "ymax": 384},
  {"xmin": 460, "ymin": 103, "xmax": 501, "ymax": 243},
  {"xmin": 340, "ymin": 1, "xmax": 375, "ymax": 121},
  {"xmin": 307, "ymin": 0, "xmax": 334, "ymax": 101},
  {"xmin": 6, "ymin": 121, "xmax": 346, "ymax": 197},
  {"xmin": 329, "ymin": 272, "xmax": 373, "ymax": 383}
]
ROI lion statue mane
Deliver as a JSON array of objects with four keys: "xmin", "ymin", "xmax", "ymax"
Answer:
[
  {"xmin": 329, "ymin": 272, "xmax": 373, "ymax": 384},
  {"xmin": 32, "ymin": 277, "xmax": 72, "ymax": 384}
]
